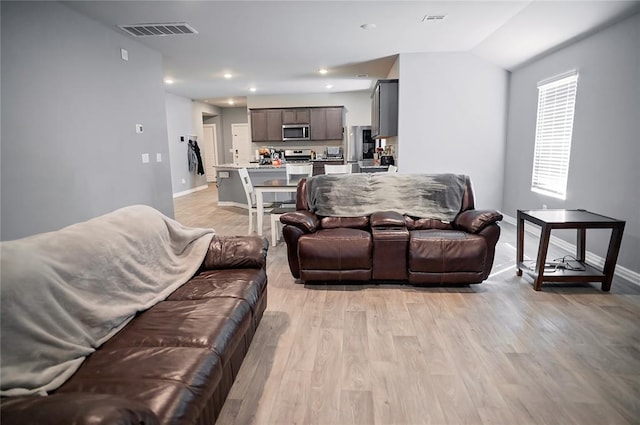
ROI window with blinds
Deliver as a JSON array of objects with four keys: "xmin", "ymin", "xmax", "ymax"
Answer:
[{"xmin": 531, "ymin": 70, "xmax": 579, "ymax": 200}]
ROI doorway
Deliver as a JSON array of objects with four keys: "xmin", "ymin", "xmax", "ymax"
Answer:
[
  {"xmin": 202, "ymin": 124, "xmax": 218, "ymax": 182},
  {"xmin": 232, "ymin": 123, "xmax": 252, "ymax": 164}
]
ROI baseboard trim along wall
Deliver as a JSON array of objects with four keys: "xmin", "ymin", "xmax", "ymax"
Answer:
[
  {"xmin": 173, "ymin": 184, "xmax": 209, "ymax": 199},
  {"xmin": 502, "ymin": 214, "xmax": 640, "ymax": 286},
  {"xmin": 217, "ymin": 201, "xmax": 247, "ymax": 209}
]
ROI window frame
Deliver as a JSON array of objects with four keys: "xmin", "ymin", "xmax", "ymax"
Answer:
[{"xmin": 530, "ymin": 70, "xmax": 579, "ymax": 200}]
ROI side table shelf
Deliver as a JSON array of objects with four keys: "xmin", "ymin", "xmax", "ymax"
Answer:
[{"xmin": 516, "ymin": 209, "xmax": 625, "ymax": 291}]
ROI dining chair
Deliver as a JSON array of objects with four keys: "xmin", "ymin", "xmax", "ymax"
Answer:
[
  {"xmin": 237, "ymin": 168, "xmax": 258, "ymax": 234},
  {"xmin": 387, "ymin": 164, "xmax": 398, "ymax": 173},
  {"xmin": 285, "ymin": 163, "xmax": 313, "ymax": 184},
  {"xmin": 324, "ymin": 164, "xmax": 352, "ymax": 174},
  {"xmin": 270, "ymin": 204, "xmax": 297, "ymax": 246}
]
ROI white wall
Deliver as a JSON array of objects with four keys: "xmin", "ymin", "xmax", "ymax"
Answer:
[
  {"xmin": 503, "ymin": 12, "xmax": 640, "ymax": 274},
  {"xmin": 1, "ymin": 1, "xmax": 173, "ymax": 240},
  {"xmin": 397, "ymin": 52, "xmax": 509, "ymax": 209}
]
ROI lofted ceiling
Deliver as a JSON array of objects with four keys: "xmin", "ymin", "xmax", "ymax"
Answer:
[{"xmin": 64, "ymin": 1, "xmax": 640, "ymax": 107}]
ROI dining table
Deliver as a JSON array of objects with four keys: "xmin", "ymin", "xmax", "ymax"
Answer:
[{"xmin": 253, "ymin": 178, "xmax": 299, "ymax": 236}]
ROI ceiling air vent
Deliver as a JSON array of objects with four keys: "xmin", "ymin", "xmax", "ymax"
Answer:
[
  {"xmin": 118, "ymin": 22, "xmax": 198, "ymax": 37},
  {"xmin": 422, "ymin": 15, "xmax": 446, "ymax": 22}
]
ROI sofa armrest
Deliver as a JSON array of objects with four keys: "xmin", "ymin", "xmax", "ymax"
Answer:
[
  {"xmin": 455, "ymin": 209, "xmax": 503, "ymax": 233},
  {"xmin": 202, "ymin": 235, "xmax": 268, "ymax": 270},
  {"xmin": 0, "ymin": 393, "xmax": 159, "ymax": 425},
  {"xmin": 370, "ymin": 211, "xmax": 405, "ymax": 228},
  {"xmin": 279, "ymin": 211, "xmax": 319, "ymax": 233}
]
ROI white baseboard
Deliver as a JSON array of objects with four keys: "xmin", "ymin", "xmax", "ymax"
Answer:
[
  {"xmin": 502, "ymin": 214, "xmax": 639, "ymax": 286},
  {"xmin": 173, "ymin": 184, "xmax": 209, "ymax": 199},
  {"xmin": 217, "ymin": 201, "xmax": 248, "ymax": 209}
]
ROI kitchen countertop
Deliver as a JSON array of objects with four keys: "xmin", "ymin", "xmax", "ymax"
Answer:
[{"xmin": 213, "ymin": 162, "xmax": 290, "ymax": 170}]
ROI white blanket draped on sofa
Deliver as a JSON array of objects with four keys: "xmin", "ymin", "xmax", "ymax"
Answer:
[{"xmin": 0, "ymin": 205, "xmax": 215, "ymax": 396}]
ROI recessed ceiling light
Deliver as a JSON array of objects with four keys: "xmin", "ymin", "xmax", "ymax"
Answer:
[
  {"xmin": 356, "ymin": 73, "xmax": 369, "ymax": 78},
  {"xmin": 223, "ymin": 73, "xmax": 232, "ymax": 79},
  {"xmin": 164, "ymin": 78, "xmax": 174, "ymax": 84},
  {"xmin": 249, "ymin": 87, "xmax": 257, "ymax": 92},
  {"xmin": 360, "ymin": 23, "xmax": 377, "ymax": 30},
  {"xmin": 228, "ymin": 99, "xmax": 235, "ymax": 105},
  {"xmin": 326, "ymin": 84, "xmax": 333, "ymax": 89},
  {"xmin": 319, "ymin": 68, "xmax": 328, "ymax": 75}
]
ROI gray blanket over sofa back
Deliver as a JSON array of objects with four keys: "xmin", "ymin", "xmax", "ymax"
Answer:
[{"xmin": 306, "ymin": 173, "xmax": 467, "ymax": 221}]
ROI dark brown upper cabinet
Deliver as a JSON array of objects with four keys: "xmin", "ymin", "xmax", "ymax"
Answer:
[
  {"xmin": 250, "ymin": 109, "xmax": 283, "ymax": 142},
  {"xmin": 310, "ymin": 107, "xmax": 343, "ymax": 141},
  {"xmin": 282, "ymin": 108, "xmax": 310, "ymax": 124}
]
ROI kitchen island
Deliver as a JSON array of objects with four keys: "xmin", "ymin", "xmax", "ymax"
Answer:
[{"xmin": 214, "ymin": 163, "xmax": 294, "ymax": 207}]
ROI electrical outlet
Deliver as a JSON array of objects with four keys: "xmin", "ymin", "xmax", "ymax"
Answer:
[
  {"xmin": 141, "ymin": 153, "xmax": 149, "ymax": 163},
  {"xmin": 181, "ymin": 178, "xmax": 186, "ymax": 185},
  {"xmin": 135, "ymin": 124, "xmax": 144, "ymax": 134},
  {"xmin": 156, "ymin": 153, "xmax": 162, "ymax": 162},
  {"xmin": 542, "ymin": 204, "xmax": 547, "ymax": 210}
]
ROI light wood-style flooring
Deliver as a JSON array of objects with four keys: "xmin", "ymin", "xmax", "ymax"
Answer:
[{"xmin": 174, "ymin": 185, "xmax": 640, "ymax": 425}]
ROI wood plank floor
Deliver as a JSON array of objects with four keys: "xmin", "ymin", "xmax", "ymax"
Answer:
[{"xmin": 174, "ymin": 185, "xmax": 640, "ymax": 425}]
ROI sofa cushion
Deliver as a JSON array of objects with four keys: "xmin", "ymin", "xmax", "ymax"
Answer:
[
  {"xmin": 0, "ymin": 393, "xmax": 159, "ymax": 425},
  {"xmin": 405, "ymin": 216, "xmax": 454, "ymax": 230},
  {"xmin": 319, "ymin": 216, "xmax": 369, "ymax": 229},
  {"xmin": 298, "ymin": 228, "xmax": 371, "ymax": 271},
  {"xmin": 409, "ymin": 230, "xmax": 487, "ymax": 273},
  {"xmin": 57, "ymin": 346, "xmax": 221, "ymax": 425},
  {"xmin": 167, "ymin": 269, "xmax": 267, "ymax": 315},
  {"xmin": 101, "ymin": 298, "xmax": 251, "ymax": 364}
]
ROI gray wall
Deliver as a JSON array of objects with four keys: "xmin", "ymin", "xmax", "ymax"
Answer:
[
  {"xmin": 397, "ymin": 52, "xmax": 509, "ymax": 210},
  {"xmin": 1, "ymin": 1, "xmax": 174, "ymax": 240},
  {"xmin": 165, "ymin": 93, "xmax": 221, "ymax": 194},
  {"xmin": 221, "ymin": 107, "xmax": 250, "ymax": 164},
  {"xmin": 503, "ymin": 12, "xmax": 640, "ymax": 274}
]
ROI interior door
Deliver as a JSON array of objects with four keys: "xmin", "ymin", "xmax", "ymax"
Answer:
[
  {"xmin": 202, "ymin": 124, "xmax": 218, "ymax": 182},
  {"xmin": 232, "ymin": 123, "xmax": 252, "ymax": 164}
]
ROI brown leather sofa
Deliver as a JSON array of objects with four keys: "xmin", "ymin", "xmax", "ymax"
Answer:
[
  {"xmin": 280, "ymin": 175, "xmax": 503, "ymax": 285},
  {"xmin": 1, "ymin": 234, "xmax": 268, "ymax": 425}
]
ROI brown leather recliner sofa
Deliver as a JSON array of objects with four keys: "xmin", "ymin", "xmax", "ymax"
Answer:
[
  {"xmin": 280, "ymin": 174, "xmax": 503, "ymax": 285},
  {"xmin": 1, "ymin": 206, "xmax": 268, "ymax": 425}
]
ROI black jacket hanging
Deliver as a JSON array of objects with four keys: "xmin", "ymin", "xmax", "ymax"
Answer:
[{"xmin": 188, "ymin": 140, "xmax": 205, "ymax": 175}]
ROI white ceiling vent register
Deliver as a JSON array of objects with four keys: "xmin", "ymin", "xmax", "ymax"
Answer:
[
  {"xmin": 118, "ymin": 23, "xmax": 198, "ymax": 37},
  {"xmin": 422, "ymin": 15, "xmax": 446, "ymax": 22}
]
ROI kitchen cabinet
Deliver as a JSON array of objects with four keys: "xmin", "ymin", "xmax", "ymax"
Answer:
[
  {"xmin": 282, "ymin": 108, "xmax": 310, "ymax": 124},
  {"xmin": 310, "ymin": 107, "xmax": 344, "ymax": 141},
  {"xmin": 371, "ymin": 79, "xmax": 398, "ymax": 138},
  {"xmin": 251, "ymin": 109, "xmax": 283, "ymax": 142}
]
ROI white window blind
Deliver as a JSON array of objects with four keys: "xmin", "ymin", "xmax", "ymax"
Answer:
[{"xmin": 531, "ymin": 70, "xmax": 578, "ymax": 200}]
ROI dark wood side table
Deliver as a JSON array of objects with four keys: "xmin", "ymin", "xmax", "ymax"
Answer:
[{"xmin": 516, "ymin": 209, "xmax": 625, "ymax": 291}]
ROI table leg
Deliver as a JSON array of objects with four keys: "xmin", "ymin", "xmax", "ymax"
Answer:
[
  {"xmin": 602, "ymin": 224, "xmax": 625, "ymax": 292},
  {"xmin": 533, "ymin": 225, "xmax": 552, "ymax": 291},
  {"xmin": 516, "ymin": 212, "xmax": 524, "ymax": 276},
  {"xmin": 576, "ymin": 228, "xmax": 586, "ymax": 262},
  {"xmin": 256, "ymin": 189, "xmax": 264, "ymax": 236}
]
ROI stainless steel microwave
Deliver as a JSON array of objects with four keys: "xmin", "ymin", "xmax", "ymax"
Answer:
[{"xmin": 282, "ymin": 124, "xmax": 310, "ymax": 141}]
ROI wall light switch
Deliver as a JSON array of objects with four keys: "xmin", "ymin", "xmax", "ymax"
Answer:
[
  {"xmin": 135, "ymin": 124, "xmax": 144, "ymax": 134},
  {"xmin": 141, "ymin": 153, "xmax": 150, "ymax": 163},
  {"xmin": 156, "ymin": 153, "xmax": 162, "ymax": 162},
  {"xmin": 121, "ymin": 48, "xmax": 128, "ymax": 61}
]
